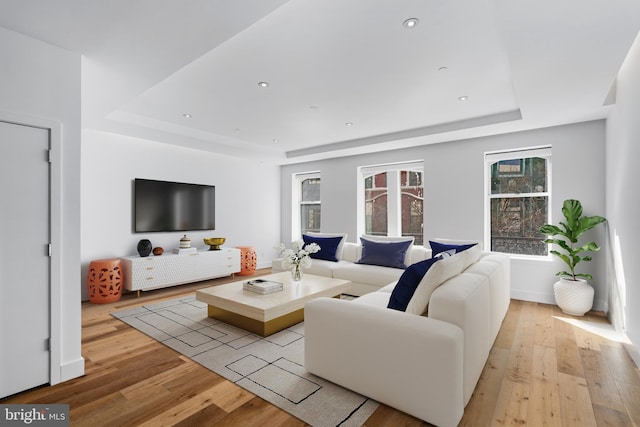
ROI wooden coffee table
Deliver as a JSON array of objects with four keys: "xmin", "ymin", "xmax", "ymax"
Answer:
[{"xmin": 195, "ymin": 272, "xmax": 351, "ymax": 336}]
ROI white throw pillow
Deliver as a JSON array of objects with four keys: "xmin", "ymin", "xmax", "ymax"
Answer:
[
  {"xmin": 361, "ymin": 234, "xmax": 415, "ymax": 267},
  {"xmin": 405, "ymin": 244, "xmax": 482, "ymax": 315}
]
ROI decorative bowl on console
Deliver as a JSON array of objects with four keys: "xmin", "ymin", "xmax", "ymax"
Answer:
[{"xmin": 204, "ymin": 237, "xmax": 225, "ymax": 251}]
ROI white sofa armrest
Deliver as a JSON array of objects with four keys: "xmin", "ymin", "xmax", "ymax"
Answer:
[{"xmin": 304, "ymin": 297, "xmax": 464, "ymax": 427}]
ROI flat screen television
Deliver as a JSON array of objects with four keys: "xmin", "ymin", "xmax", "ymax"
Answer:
[{"xmin": 134, "ymin": 178, "xmax": 215, "ymax": 233}]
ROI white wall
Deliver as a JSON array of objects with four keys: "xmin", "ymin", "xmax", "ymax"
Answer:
[
  {"xmin": 81, "ymin": 130, "xmax": 281, "ymax": 300},
  {"xmin": 280, "ymin": 120, "xmax": 607, "ymax": 309},
  {"xmin": 606, "ymin": 32, "xmax": 640, "ymax": 356},
  {"xmin": 0, "ymin": 27, "xmax": 83, "ymax": 383}
]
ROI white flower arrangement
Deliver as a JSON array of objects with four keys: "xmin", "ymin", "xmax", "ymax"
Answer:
[{"xmin": 277, "ymin": 240, "xmax": 321, "ymax": 270}]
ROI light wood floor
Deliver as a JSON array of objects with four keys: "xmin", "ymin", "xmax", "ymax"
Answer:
[{"xmin": 3, "ymin": 269, "xmax": 639, "ymax": 426}]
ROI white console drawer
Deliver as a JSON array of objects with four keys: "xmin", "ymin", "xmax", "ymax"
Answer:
[{"xmin": 121, "ymin": 248, "xmax": 241, "ymax": 294}]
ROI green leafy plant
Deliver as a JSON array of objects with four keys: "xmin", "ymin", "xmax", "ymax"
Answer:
[{"xmin": 539, "ymin": 199, "xmax": 606, "ymax": 281}]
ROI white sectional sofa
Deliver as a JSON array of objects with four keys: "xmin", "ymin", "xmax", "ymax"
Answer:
[
  {"xmin": 273, "ymin": 238, "xmax": 432, "ymax": 296},
  {"xmin": 303, "ymin": 245, "xmax": 510, "ymax": 427}
]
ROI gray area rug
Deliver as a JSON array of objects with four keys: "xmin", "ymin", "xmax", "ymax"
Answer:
[{"xmin": 112, "ymin": 295, "xmax": 378, "ymax": 427}]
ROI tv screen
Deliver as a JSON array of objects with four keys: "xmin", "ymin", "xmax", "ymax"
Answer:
[{"xmin": 134, "ymin": 179, "xmax": 215, "ymax": 233}]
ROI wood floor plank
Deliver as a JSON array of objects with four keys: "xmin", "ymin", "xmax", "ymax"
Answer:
[
  {"xmin": 599, "ymin": 343, "xmax": 640, "ymax": 386},
  {"xmin": 172, "ymin": 403, "xmax": 229, "ymax": 427},
  {"xmin": 363, "ymin": 404, "xmax": 431, "ymax": 426},
  {"xmin": 505, "ymin": 299, "xmax": 536, "ymax": 385},
  {"xmin": 579, "ymin": 348, "xmax": 626, "ymax": 412},
  {"xmin": 557, "ymin": 372, "xmax": 597, "ymax": 427},
  {"xmin": 535, "ymin": 303, "xmax": 556, "ymax": 348},
  {"xmin": 614, "ymin": 380, "xmax": 640, "ymax": 426},
  {"xmin": 494, "ymin": 298, "xmax": 522, "ymax": 350},
  {"xmin": 527, "ymin": 344, "xmax": 562, "ymax": 427},
  {"xmin": 207, "ymin": 397, "xmax": 306, "ymax": 427},
  {"xmin": 2, "ymin": 271, "xmax": 639, "ymax": 427},
  {"xmin": 592, "ymin": 404, "xmax": 634, "ymax": 427},
  {"xmin": 554, "ymin": 313, "xmax": 585, "ymax": 378},
  {"xmin": 491, "ymin": 378, "xmax": 529, "ymax": 426},
  {"xmin": 119, "ymin": 360, "xmax": 205, "ymax": 400},
  {"xmin": 459, "ymin": 347, "xmax": 510, "ymax": 427},
  {"xmin": 136, "ymin": 382, "xmax": 255, "ymax": 427}
]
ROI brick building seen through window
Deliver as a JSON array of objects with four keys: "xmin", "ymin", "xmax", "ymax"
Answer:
[{"xmin": 364, "ymin": 170, "xmax": 424, "ymax": 245}]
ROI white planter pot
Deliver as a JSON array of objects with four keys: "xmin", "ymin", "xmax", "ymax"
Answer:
[{"xmin": 553, "ymin": 278, "xmax": 594, "ymax": 316}]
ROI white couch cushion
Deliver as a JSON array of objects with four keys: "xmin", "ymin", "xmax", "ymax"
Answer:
[
  {"xmin": 351, "ymin": 291, "xmax": 390, "ymax": 308},
  {"xmin": 405, "ymin": 245, "xmax": 482, "ymax": 315},
  {"xmin": 302, "ymin": 259, "xmax": 345, "ymax": 276},
  {"xmin": 378, "ymin": 282, "xmax": 397, "ymax": 293},
  {"xmin": 333, "ymin": 262, "xmax": 405, "ymax": 287},
  {"xmin": 429, "ymin": 273, "xmax": 491, "ymax": 405},
  {"xmin": 409, "ymin": 245, "xmax": 432, "ymax": 264},
  {"xmin": 341, "ymin": 242, "xmax": 360, "ymax": 262}
]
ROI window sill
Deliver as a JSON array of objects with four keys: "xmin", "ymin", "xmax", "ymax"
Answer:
[{"xmin": 506, "ymin": 254, "xmax": 553, "ymax": 262}]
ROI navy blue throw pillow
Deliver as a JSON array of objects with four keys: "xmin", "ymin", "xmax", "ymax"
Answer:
[
  {"xmin": 356, "ymin": 237, "xmax": 412, "ymax": 269},
  {"xmin": 302, "ymin": 234, "xmax": 343, "ymax": 262},
  {"xmin": 387, "ymin": 257, "xmax": 441, "ymax": 311},
  {"xmin": 429, "ymin": 240, "xmax": 477, "ymax": 257}
]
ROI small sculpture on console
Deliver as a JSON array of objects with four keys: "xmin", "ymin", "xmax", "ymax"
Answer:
[
  {"xmin": 204, "ymin": 237, "xmax": 225, "ymax": 251},
  {"xmin": 137, "ymin": 239, "xmax": 152, "ymax": 257}
]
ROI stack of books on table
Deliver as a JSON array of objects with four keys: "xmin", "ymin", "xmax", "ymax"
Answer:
[
  {"xmin": 172, "ymin": 247, "xmax": 197, "ymax": 255},
  {"xmin": 243, "ymin": 279, "xmax": 284, "ymax": 294}
]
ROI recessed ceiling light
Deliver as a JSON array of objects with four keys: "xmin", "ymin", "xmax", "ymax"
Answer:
[
  {"xmin": 345, "ymin": 122, "xmax": 353, "ymax": 126},
  {"xmin": 458, "ymin": 96, "xmax": 469, "ymax": 101},
  {"xmin": 438, "ymin": 66, "xmax": 448, "ymax": 71},
  {"xmin": 272, "ymin": 138, "xmax": 279, "ymax": 143},
  {"xmin": 258, "ymin": 81, "xmax": 269, "ymax": 88},
  {"xmin": 403, "ymin": 18, "xmax": 420, "ymax": 29},
  {"xmin": 183, "ymin": 113, "xmax": 192, "ymax": 118}
]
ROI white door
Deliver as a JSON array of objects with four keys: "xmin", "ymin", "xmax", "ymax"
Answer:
[{"xmin": 0, "ymin": 120, "xmax": 50, "ymax": 398}]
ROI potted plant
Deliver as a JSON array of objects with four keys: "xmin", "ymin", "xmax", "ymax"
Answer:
[{"xmin": 539, "ymin": 199, "xmax": 606, "ymax": 316}]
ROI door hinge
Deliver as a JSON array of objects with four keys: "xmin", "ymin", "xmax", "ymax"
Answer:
[
  {"xmin": 45, "ymin": 338, "xmax": 50, "ymax": 351},
  {"xmin": 48, "ymin": 149, "xmax": 52, "ymax": 163},
  {"xmin": 48, "ymin": 243, "xmax": 52, "ymax": 257}
]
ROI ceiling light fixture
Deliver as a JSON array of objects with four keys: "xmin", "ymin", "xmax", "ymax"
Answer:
[
  {"xmin": 403, "ymin": 18, "xmax": 420, "ymax": 29},
  {"xmin": 345, "ymin": 122, "xmax": 353, "ymax": 126},
  {"xmin": 183, "ymin": 113, "xmax": 192, "ymax": 118},
  {"xmin": 272, "ymin": 138, "xmax": 279, "ymax": 143},
  {"xmin": 258, "ymin": 81, "xmax": 269, "ymax": 88},
  {"xmin": 438, "ymin": 66, "xmax": 448, "ymax": 71},
  {"xmin": 458, "ymin": 96, "xmax": 469, "ymax": 101}
]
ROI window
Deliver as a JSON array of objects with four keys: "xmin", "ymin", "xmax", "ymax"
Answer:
[
  {"xmin": 293, "ymin": 172, "xmax": 321, "ymax": 237},
  {"xmin": 485, "ymin": 147, "xmax": 551, "ymax": 256},
  {"xmin": 361, "ymin": 162, "xmax": 424, "ymax": 245}
]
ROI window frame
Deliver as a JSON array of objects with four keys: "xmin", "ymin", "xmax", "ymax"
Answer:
[
  {"xmin": 484, "ymin": 146, "xmax": 552, "ymax": 258},
  {"xmin": 358, "ymin": 160, "xmax": 424, "ymax": 244},
  {"xmin": 291, "ymin": 171, "xmax": 321, "ymax": 239}
]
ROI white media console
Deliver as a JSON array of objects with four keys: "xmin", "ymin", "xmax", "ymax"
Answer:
[{"xmin": 121, "ymin": 248, "xmax": 241, "ymax": 296}]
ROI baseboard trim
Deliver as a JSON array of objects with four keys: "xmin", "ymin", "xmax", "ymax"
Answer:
[
  {"xmin": 56, "ymin": 357, "xmax": 85, "ymax": 385},
  {"xmin": 623, "ymin": 341, "xmax": 640, "ymax": 369},
  {"xmin": 510, "ymin": 289, "xmax": 556, "ymax": 305},
  {"xmin": 510, "ymin": 289, "xmax": 605, "ymax": 312}
]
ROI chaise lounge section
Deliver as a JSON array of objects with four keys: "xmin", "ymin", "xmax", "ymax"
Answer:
[{"xmin": 303, "ymin": 243, "xmax": 510, "ymax": 427}]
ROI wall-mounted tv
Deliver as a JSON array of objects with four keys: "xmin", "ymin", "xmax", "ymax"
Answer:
[{"xmin": 134, "ymin": 179, "xmax": 215, "ymax": 233}]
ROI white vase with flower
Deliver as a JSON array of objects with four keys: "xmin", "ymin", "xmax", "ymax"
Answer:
[{"xmin": 277, "ymin": 240, "xmax": 321, "ymax": 283}]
